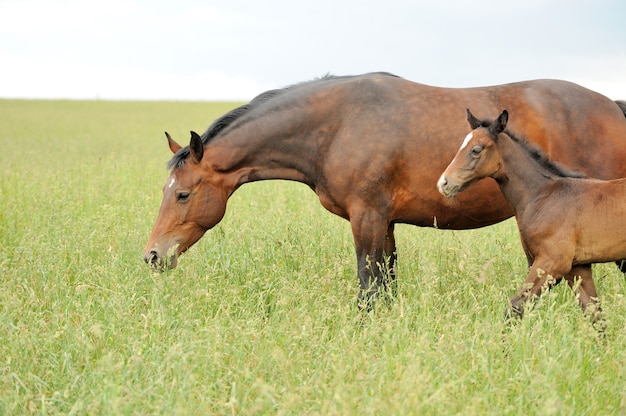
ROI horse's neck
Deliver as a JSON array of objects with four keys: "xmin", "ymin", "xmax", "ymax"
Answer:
[
  {"xmin": 495, "ymin": 137, "xmax": 555, "ymax": 212},
  {"xmin": 207, "ymin": 114, "xmax": 327, "ymax": 188}
]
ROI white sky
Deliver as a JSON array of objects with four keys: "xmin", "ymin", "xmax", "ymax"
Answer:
[{"xmin": 1, "ymin": 0, "xmax": 625, "ymax": 101}]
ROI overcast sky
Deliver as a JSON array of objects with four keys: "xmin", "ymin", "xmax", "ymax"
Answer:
[{"xmin": 1, "ymin": 0, "xmax": 625, "ymax": 101}]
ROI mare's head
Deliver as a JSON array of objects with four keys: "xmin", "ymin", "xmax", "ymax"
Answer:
[
  {"xmin": 437, "ymin": 109, "xmax": 508, "ymax": 198},
  {"xmin": 143, "ymin": 131, "xmax": 228, "ymax": 271}
]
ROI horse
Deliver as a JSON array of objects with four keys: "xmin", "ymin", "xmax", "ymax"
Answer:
[
  {"xmin": 437, "ymin": 109, "xmax": 626, "ymax": 328},
  {"xmin": 143, "ymin": 72, "xmax": 626, "ymax": 308}
]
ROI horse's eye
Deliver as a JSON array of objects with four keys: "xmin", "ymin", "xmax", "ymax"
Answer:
[
  {"xmin": 470, "ymin": 146, "xmax": 483, "ymax": 156},
  {"xmin": 176, "ymin": 191, "xmax": 190, "ymax": 202}
]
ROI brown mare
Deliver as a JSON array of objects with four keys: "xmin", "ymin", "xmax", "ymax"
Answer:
[
  {"xmin": 143, "ymin": 72, "xmax": 626, "ymax": 308},
  {"xmin": 438, "ymin": 109, "xmax": 626, "ymax": 328}
]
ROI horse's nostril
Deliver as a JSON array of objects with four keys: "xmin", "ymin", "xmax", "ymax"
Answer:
[{"xmin": 145, "ymin": 250, "xmax": 159, "ymax": 265}]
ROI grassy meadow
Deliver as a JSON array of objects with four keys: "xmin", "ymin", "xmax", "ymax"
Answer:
[{"xmin": 1, "ymin": 99, "xmax": 626, "ymax": 415}]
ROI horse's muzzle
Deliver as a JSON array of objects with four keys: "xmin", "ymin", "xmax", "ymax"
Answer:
[
  {"xmin": 145, "ymin": 250, "xmax": 160, "ymax": 268},
  {"xmin": 143, "ymin": 249, "xmax": 177, "ymax": 272}
]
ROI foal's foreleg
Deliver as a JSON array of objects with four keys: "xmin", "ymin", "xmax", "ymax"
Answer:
[{"xmin": 507, "ymin": 263, "xmax": 562, "ymax": 320}]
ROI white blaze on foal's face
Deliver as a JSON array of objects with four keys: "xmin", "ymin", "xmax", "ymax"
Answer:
[
  {"xmin": 460, "ymin": 132, "xmax": 473, "ymax": 150},
  {"xmin": 446, "ymin": 132, "xmax": 474, "ymax": 166},
  {"xmin": 168, "ymin": 177, "xmax": 176, "ymax": 189}
]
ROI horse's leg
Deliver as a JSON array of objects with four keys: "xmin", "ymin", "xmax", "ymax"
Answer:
[
  {"xmin": 564, "ymin": 265, "xmax": 605, "ymax": 331},
  {"xmin": 507, "ymin": 261, "xmax": 564, "ymax": 320},
  {"xmin": 383, "ymin": 222, "xmax": 397, "ymax": 296},
  {"xmin": 614, "ymin": 259, "xmax": 626, "ymax": 274},
  {"xmin": 350, "ymin": 210, "xmax": 390, "ymax": 310}
]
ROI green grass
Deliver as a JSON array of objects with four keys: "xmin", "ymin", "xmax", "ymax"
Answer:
[{"xmin": 1, "ymin": 99, "xmax": 626, "ymax": 414}]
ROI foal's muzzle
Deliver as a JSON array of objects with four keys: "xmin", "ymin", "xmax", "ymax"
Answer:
[{"xmin": 437, "ymin": 175, "xmax": 460, "ymax": 198}]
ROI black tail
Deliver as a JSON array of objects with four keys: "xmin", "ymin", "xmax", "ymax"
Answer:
[
  {"xmin": 613, "ymin": 100, "xmax": 626, "ymax": 275},
  {"xmin": 616, "ymin": 100, "xmax": 626, "ymax": 118}
]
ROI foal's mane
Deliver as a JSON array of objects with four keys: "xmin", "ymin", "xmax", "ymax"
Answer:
[
  {"xmin": 475, "ymin": 118, "xmax": 586, "ymax": 179},
  {"xmin": 167, "ymin": 72, "xmax": 399, "ymax": 170}
]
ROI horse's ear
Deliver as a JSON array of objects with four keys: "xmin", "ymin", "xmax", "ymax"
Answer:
[
  {"xmin": 166, "ymin": 132, "xmax": 182, "ymax": 154},
  {"xmin": 189, "ymin": 131, "xmax": 204, "ymax": 163},
  {"xmin": 489, "ymin": 110, "xmax": 508, "ymax": 137},
  {"xmin": 466, "ymin": 109, "xmax": 482, "ymax": 130}
]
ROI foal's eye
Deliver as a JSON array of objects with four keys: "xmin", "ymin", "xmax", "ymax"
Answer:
[
  {"xmin": 176, "ymin": 191, "xmax": 190, "ymax": 202},
  {"xmin": 470, "ymin": 146, "xmax": 483, "ymax": 156}
]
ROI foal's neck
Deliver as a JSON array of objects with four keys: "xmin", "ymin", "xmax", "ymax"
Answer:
[{"xmin": 495, "ymin": 135, "xmax": 559, "ymax": 213}]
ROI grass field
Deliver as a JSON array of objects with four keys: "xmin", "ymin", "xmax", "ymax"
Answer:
[{"xmin": 1, "ymin": 99, "xmax": 626, "ymax": 415}]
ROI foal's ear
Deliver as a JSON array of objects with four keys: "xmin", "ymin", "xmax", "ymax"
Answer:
[
  {"xmin": 189, "ymin": 131, "xmax": 204, "ymax": 163},
  {"xmin": 489, "ymin": 110, "xmax": 509, "ymax": 136},
  {"xmin": 165, "ymin": 132, "xmax": 182, "ymax": 154},
  {"xmin": 466, "ymin": 109, "xmax": 482, "ymax": 130}
]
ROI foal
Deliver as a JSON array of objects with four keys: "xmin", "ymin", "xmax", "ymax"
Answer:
[{"xmin": 437, "ymin": 109, "xmax": 626, "ymax": 327}]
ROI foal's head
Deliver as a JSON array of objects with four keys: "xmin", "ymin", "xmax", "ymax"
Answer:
[{"xmin": 437, "ymin": 109, "xmax": 508, "ymax": 198}]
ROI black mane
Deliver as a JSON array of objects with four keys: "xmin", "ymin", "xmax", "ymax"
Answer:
[
  {"xmin": 475, "ymin": 118, "xmax": 586, "ymax": 179},
  {"xmin": 616, "ymin": 100, "xmax": 626, "ymax": 119},
  {"xmin": 167, "ymin": 72, "xmax": 399, "ymax": 170}
]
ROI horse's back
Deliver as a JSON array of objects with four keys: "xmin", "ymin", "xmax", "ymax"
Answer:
[
  {"xmin": 321, "ymin": 76, "xmax": 626, "ymax": 229},
  {"xmin": 500, "ymin": 80, "xmax": 626, "ymax": 177}
]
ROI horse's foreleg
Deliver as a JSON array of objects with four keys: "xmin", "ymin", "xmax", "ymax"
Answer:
[
  {"xmin": 383, "ymin": 223, "xmax": 397, "ymax": 296},
  {"xmin": 565, "ymin": 265, "xmax": 605, "ymax": 331},
  {"xmin": 351, "ymin": 211, "xmax": 391, "ymax": 310}
]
